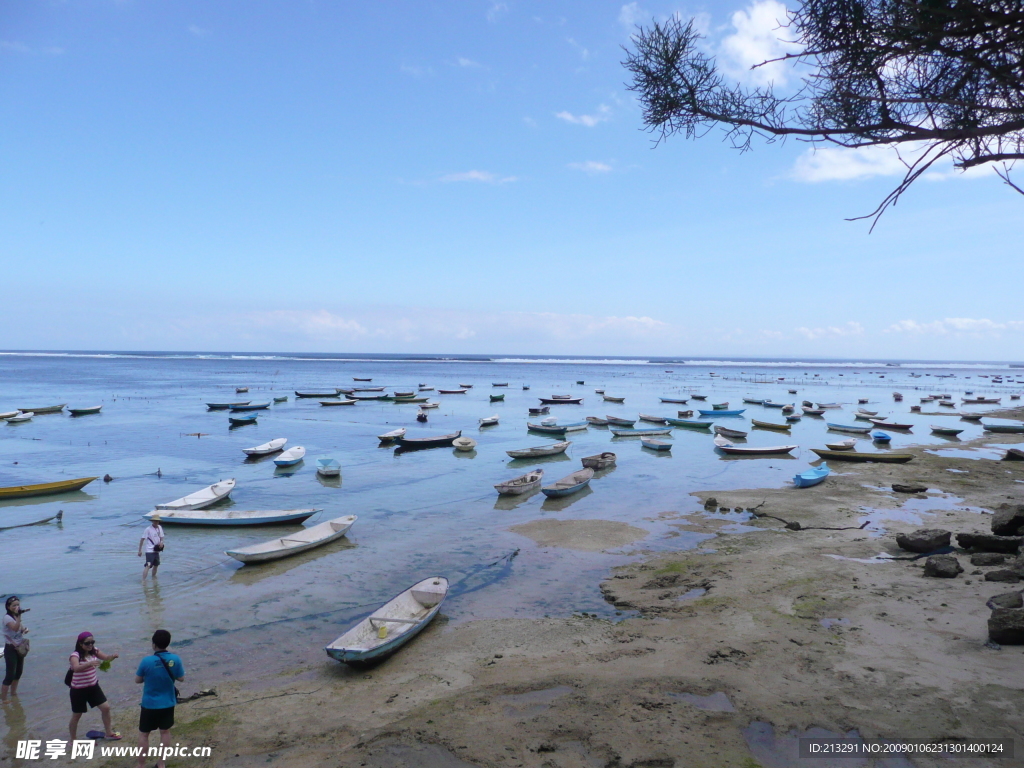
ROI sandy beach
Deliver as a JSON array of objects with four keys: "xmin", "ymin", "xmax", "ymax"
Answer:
[{"xmin": 64, "ymin": 408, "xmax": 1023, "ymax": 768}]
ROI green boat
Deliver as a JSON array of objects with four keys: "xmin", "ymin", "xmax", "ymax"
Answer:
[
  {"xmin": 810, "ymin": 449, "xmax": 914, "ymax": 463},
  {"xmin": 490, "ymin": 394, "xmax": 505, "ymax": 402},
  {"xmin": 68, "ymin": 405, "xmax": 103, "ymax": 416},
  {"xmin": 982, "ymin": 423, "xmax": 1024, "ymax": 434},
  {"xmin": 273, "ymin": 396, "xmax": 288, "ymax": 403},
  {"xmin": 664, "ymin": 418, "xmax": 712, "ymax": 430}
]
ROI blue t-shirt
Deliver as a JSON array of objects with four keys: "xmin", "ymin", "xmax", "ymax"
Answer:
[{"xmin": 136, "ymin": 652, "xmax": 184, "ymax": 710}]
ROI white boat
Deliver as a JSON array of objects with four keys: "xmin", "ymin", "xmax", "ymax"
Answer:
[
  {"xmin": 242, "ymin": 438, "xmax": 287, "ymax": 456},
  {"xmin": 856, "ymin": 409, "xmax": 878, "ymax": 416},
  {"xmin": 419, "ymin": 402, "xmax": 440, "ymax": 409},
  {"xmin": 146, "ymin": 507, "xmax": 320, "ymax": 525},
  {"xmin": 506, "ymin": 441, "xmax": 571, "ymax": 459},
  {"xmin": 494, "ymin": 469, "xmax": 543, "ymax": 495},
  {"xmin": 6, "ymin": 412, "xmax": 33, "ymax": 423},
  {"xmin": 824, "ymin": 438, "xmax": 858, "ymax": 451},
  {"xmin": 225, "ymin": 515, "xmax": 357, "ymax": 564},
  {"xmin": 713, "ymin": 435, "xmax": 796, "ymax": 455},
  {"xmin": 378, "ymin": 428, "xmax": 407, "ymax": 442},
  {"xmin": 540, "ymin": 416, "xmax": 557, "ymax": 425},
  {"xmin": 274, "ymin": 447, "xmax": 306, "ymax": 466},
  {"xmin": 325, "ymin": 577, "xmax": 449, "ymax": 665},
  {"xmin": 638, "ymin": 414, "xmax": 669, "ymax": 424},
  {"xmin": 316, "ymin": 458, "xmax": 341, "ymax": 476},
  {"xmin": 0, "ymin": 411, "xmax": 19, "ymax": 420},
  {"xmin": 479, "ymin": 415, "xmax": 499, "ymax": 426},
  {"xmin": 453, "ymin": 437, "xmax": 477, "ymax": 451},
  {"xmin": 154, "ymin": 479, "xmax": 235, "ymax": 511}
]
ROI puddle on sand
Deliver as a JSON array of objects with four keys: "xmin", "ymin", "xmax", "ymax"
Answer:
[
  {"xmin": 669, "ymin": 691, "xmax": 735, "ymax": 712},
  {"xmin": 824, "ymin": 554, "xmax": 891, "ymax": 564},
  {"xmin": 820, "ymin": 617, "xmax": 850, "ymax": 629},
  {"xmin": 926, "ymin": 447, "xmax": 1005, "ymax": 460},
  {"xmin": 743, "ymin": 721, "xmax": 914, "ymax": 767},
  {"xmin": 858, "ymin": 493, "xmax": 989, "ymax": 536},
  {"xmin": 496, "ymin": 685, "xmax": 573, "ymax": 718},
  {"xmin": 677, "ymin": 587, "xmax": 707, "ymax": 601},
  {"xmin": 359, "ymin": 739, "xmax": 483, "ymax": 768}
]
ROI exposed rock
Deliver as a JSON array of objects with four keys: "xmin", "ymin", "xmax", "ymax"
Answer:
[
  {"xmin": 923, "ymin": 554, "xmax": 963, "ymax": 578},
  {"xmin": 896, "ymin": 529, "xmax": 951, "ymax": 553},
  {"xmin": 956, "ymin": 533, "xmax": 1023, "ymax": 553},
  {"xmin": 986, "ymin": 591, "xmax": 1024, "ymax": 610},
  {"xmin": 991, "ymin": 503, "xmax": 1024, "ymax": 536},
  {"xmin": 1003, "ymin": 448, "xmax": 1024, "ymax": 461},
  {"xmin": 785, "ymin": 521, "xmax": 802, "ymax": 531},
  {"xmin": 703, "ymin": 497, "xmax": 718, "ymax": 508},
  {"xmin": 984, "ymin": 570, "xmax": 1022, "ymax": 583},
  {"xmin": 892, "ymin": 483, "xmax": 929, "ymax": 494},
  {"xmin": 988, "ymin": 608, "xmax": 1024, "ymax": 644},
  {"xmin": 970, "ymin": 553, "xmax": 1007, "ymax": 566}
]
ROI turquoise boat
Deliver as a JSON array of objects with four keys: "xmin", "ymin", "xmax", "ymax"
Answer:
[
  {"xmin": 665, "ymin": 418, "xmax": 712, "ymax": 429},
  {"xmin": 793, "ymin": 463, "xmax": 830, "ymax": 488},
  {"xmin": 826, "ymin": 422, "xmax": 872, "ymax": 434},
  {"xmin": 230, "ymin": 402, "xmax": 271, "ymax": 411},
  {"xmin": 229, "ymin": 413, "xmax": 258, "ymax": 426},
  {"xmin": 697, "ymin": 409, "xmax": 745, "ymax": 417}
]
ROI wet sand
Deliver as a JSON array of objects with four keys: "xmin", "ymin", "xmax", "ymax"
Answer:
[{"xmin": 64, "ymin": 410, "xmax": 1023, "ymax": 768}]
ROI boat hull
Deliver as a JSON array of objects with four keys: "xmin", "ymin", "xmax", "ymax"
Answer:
[
  {"xmin": 147, "ymin": 509, "xmax": 318, "ymax": 525},
  {"xmin": 0, "ymin": 477, "xmax": 97, "ymax": 500},
  {"xmin": 810, "ymin": 449, "xmax": 914, "ymax": 463},
  {"xmin": 226, "ymin": 515, "xmax": 355, "ymax": 563},
  {"xmin": 395, "ymin": 431, "xmax": 463, "ymax": 450},
  {"xmin": 697, "ymin": 409, "xmax": 745, "ymax": 417}
]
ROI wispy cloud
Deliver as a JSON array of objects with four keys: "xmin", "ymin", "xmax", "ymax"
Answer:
[
  {"xmin": 795, "ymin": 321, "xmax": 864, "ymax": 340},
  {"xmin": 566, "ymin": 37, "xmax": 590, "ymax": 60},
  {"xmin": 401, "ymin": 64, "xmax": 435, "ymax": 78},
  {"xmin": 555, "ymin": 104, "xmax": 611, "ymax": 127},
  {"xmin": 791, "ymin": 145, "xmax": 910, "ymax": 182},
  {"xmin": 440, "ymin": 170, "xmax": 518, "ymax": 184},
  {"xmin": 188, "ymin": 24, "xmax": 210, "ymax": 37},
  {"xmin": 886, "ymin": 318, "xmax": 1024, "ymax": 336},
  {"xmin": 486, "ymin": 2, "xmax": 508, "ymax": 23},
  {"xmin": 618, "ymin": 2, "xmax": 648, "ymax": 31},
  {"xmin": 1, "ymin": 40, "xmax": 63, "ymax": 55},
  {"xmin": 719, "ymin": 0, "xmax": 796, "ymax": 86},
  {"xmin": 568, "ymin": 161, "xmax": 612, "ymax": 174}
]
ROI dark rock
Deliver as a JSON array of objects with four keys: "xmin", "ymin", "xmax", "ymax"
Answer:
[
  {"xmin": 1012, "ymin": 556, "xmax": 1024, "ymax": 575},
  {"xmin": 785, "ymin": 521, "xmax": 802, "ymax": 531},
  {"xmin": 1003, "ymin": 448, "xmax": 1024, "ymax": 461},
  {"xmin": 991, "ymin": 503, "xmax": 1024, "ymax": 536},
  {"xmin": 102, "ymin": 474, "xmax": 113, "ymax": 483},
  {"xmin": 986, "ymin": 591, "xmax": 1024, "ymax": 610},
  {"xmin": 988, "ymin": 608, "xmax": 1024, "ymax": 644},
  {"xmin": 956, "ymin": 533, "xmax": 1023, "ymax": 553},
  {"xmin": 703, "ymin": 497, "xmax": 718, "ymax": 508},
  {"xmin": 985, "ymin": 570, "xmax": 1022, "ymax": 583},
  {"xmin": 923, "ymin": 554, "xmax": 963, "ymax": 578},
  {"xmin": 641, "ymin": 573, "xmax": 684, "ymax": 589},
  {"xmin": 896, "ymin": 529, "xmax": 951, "ymax": 553},
  {"xmin": 892, "ymin": 483, "xmax": 928, "ymax": 494},
  {"xmin": 971, "ymin": 553, "xmax": 1007, "ymax": 566}
]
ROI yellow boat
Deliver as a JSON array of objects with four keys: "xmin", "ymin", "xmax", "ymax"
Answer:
[{"xmin": 0, "ymin": 477, "xmax": 98, "ymax": 499}]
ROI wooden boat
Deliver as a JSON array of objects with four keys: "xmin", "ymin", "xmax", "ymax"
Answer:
[
  {"xmin": 872, "ymin": 432, "xmax": 892, "ymax": 442},
  {"xmin": 295, "ymin": 390, "xmax": 341, "ymax": 398},
  {"xmin": 858, "ymin": 398, "xmax": 870, "ymax": 404},
  {"xmin": 236, "ymin": 387, "xmax": 249, "ymax": 393},
  {"xmin": 612, "ymin": 426, "xmax": 674, "ymax": 436},
  {"xmin": 522, "ymin": 385, "xmax": 530, "ymax": 390},
  {"xmin": 802, "ymin": 400, "xmax": 814, "ymax": 407},
  {"xmin": 226, "ymin": 514, "xmax": 355, "ymax": 564},
  {"xmin": 459, "ymin": 384, "xmax": 474, "ymax": 389},
  {"xmin": 638, "ymin": 414, "xmax": 669, "ymax": 424},
  {"xmin": 664, "ymin": 419, "xmax": 711, "ymax": 430},
  {"xmin": 479, "ymin": 415, "xmax": 499, "ymax": 426},
  {"xmin": 825, "ymin": 438, "xmax": 858, "ymax": 450},
  {"xmin": 315, "ymin": 458, "xmax": 341, "ymax": 476},
  {"xmin": 506, "ymin": 441, "xmax": 570, "ymax": 459},
  {"xmin": 155, "ymin": 479, "xmax": 236, "ymax": 511},
  {"xmin": 586, "ymin": 416, "xmax": 609, "ymax": 426},
  {"xmin": 320, "ymin": 399, "xmax": 354, "ymax": 406},
  {"xmin": 490, "ymin": 394, "xmax": 505, "ymax": 402},
  {"xmin": 354, "ymin": 387, "xmax": 385, "ymax": 392},
  {"xmin": 419, "ymin": 402, "xmax": 439, "ymax": 409},
  {"xmin": 677, "ymin": 410, "xmax": 694, "ymax": 418},
  {"xmin": 785, "ymin": 414, "xmax": 802, "ymax": 422},
  {"xmin": 389, "ymin": 395, "xmax": 429, "ymax": 403},
  {"xmin": 853, "ymin": 413, "xmax": 876, "ymax": 421},
  {"xmin": 149, "ymin": 506, "xmax": 319, "ymax": 525},
  {"xmin": 228, "ymin": 413, "xmax": 258, "ymax": 426},
  {"xmin": 938, "ymin": 400, "xmax": 955, "ymax": 407},
  {"xmin": 909, "ymin": 405, "xmax": 922, "ymax": 412},
  {"xmin": 0, "ymin": 411, "xmax": 19, "ymax": 420},
  {"xmin": 529, "ymin": 406, "xmax": 550, "ymax": 415},
  {"xmin": 551, "ymin": 395, "xmax": 573, "ymax": 399},
  {"xmin": 557, "ymin": 421, "xmax": 588, "ymax": 431},
  {"xmin": 789, "ymin": 390, "xmax": 798, "ymax": 395},
  {"xmin": 581, "ymin": 452, "xmax": 616, "ymax": 470},
  {"xmin": 494, "ymin": 469, "xmax": 543, "ymax": 495},
  {"xmin": 605, "ymin": 415, "xmax": 636, "ymax": 426},
  {"xmin": 781, "ymin": 404, "xmax": 795, "ymax": 413},
  {"xmin": 712, "ymin": 402, "xmax": 730, "ymax": 410},
  {"xmin": 396, "ymin": 430, "xmax": 462, "ymax": 450},
  {"xmin": 0, "ymin": 476, "xmax": 97, "ymax": 499},
  {"xmin": 274, "ymin": 446, "xmax": 306, "ymax": 466},
  {"xmin": 19, "ymin": 404, "xmax": 65, "ymax": 414},
  {"xmin": 418, "ymin": 387, "xmax": 434, "ymax": 392},
  {"xmin": 816, "ymin": 403, "xmax": 841, "ymax": 409},
  {"xmin": 325, "ymin": 577, "xmax": 448, "ymax": 665},
  {"xmin": 714, "ymin": 435, "xmax": 796, "ymax": 455},
  {"xmin": 243, "ymin": 437, "xmax": 287, "ymax": 456},
  {"xmin": 350, "ymin": 393, "xmax": 388, "ymax": 401},
  {"xmin": 594, "ymin": 389, "xmax": 605, "ymax": 394},
  {"xmin": 528, "ymin": 423, "xmax": 569, "ymax": 435},
  {"xmin": 794, "ymin": 463, "xmax": 830, "ymax": 488},
  {"xmin": 763, "ymin": 401, "xmax": 787, "ymax": 408},
  {"xmin": 576, "ymin": 380, "xmax": 585, "ymax": 385},
  {"xmin": 752, "ymin": 419, "xmax": 790, "ymax": 431},
  {"xmin": 337, "ymin": 388, "xmax": 356, "ymax": 395},
  {"xmin": 416, "ymin": 412, "xmax": 428, "ymax": 422},
  {"xmin": 353, "ymin": 377, "xmax": 373, "ymax": 382},
  {"xmin": 930, "ymin": 425, "xmax": 964, "ymax": 436},
  {"xmin": 602, "ymin": 395, "xmax": 625, "ymax": 403},
  {"xmin": 540, "ymin": 397, "xmax": 583, "ymax": 404},
  {"xmin": 959, "ymin": 413, "xmax": 983, "ymax": 421},
  {"xmin": 378, "ymin": 428, "xmax": 407, "ymax": 442},
  {"xmin": 965, "ymin": 397, "xmax": 1001, "ymax": 404},
  {"xmin": 641, "ymin": 437, "xmax": 672, "ymax": 451},
  {"xmin": 690, "ymin": 395, "xmax": 707, "ymax": 400},
  {"xmin": 438, "ymin": 389, "xmax": 468, "ymax": 394},
  {"xmin": 697, "ymin": 409, "xmax": 745, "ymax": 416},
  {"xmin": 492, "ymin": 383, "xmax": 509, "ymax": 387},
  {"xmin": 68, "ymin": 405, "xmax": 103, "ymax": 416},
  {"xmin": 273, "ymin": 396, "xmax": 289, "ymax": 403},
  {"xmin": 826, "ymin": 422, "xmax": 872, "ymax": 433},
  {"xmin": 230, "ymin": 402, "xmax": 270, "ymax": 411},
  {"xmin": 856, "ymin": 409, "xmax": 878, "ymax": 416},
  {"xmin": 982, "ymin": 423, "xmax": 1024, "ymax": 434},
  {"xmin": 6, "ymin": 412, "xmax": 33, "ymax": 423},
  {"xmin": 868, "ymin": 419, "xmax": 913, "ymax": 430},
  {"xmin": 714, "ymin": 426, "xmax": 748, "ymax": 439},
  {"xmin": 802, "ymin": 407, "xmax": 826, "ymax": 415},
  {"xmin": 659, "ymin": 397, "xmax": 689, "ymax": 404},
  {"xmin": 541, "ymin": 468, "xmax": 594, "ymax": 497},
  {"xmin": 453, "ymin": 437, "xmax": 477, "ymax": 451},
  {"xmin": 810, "ymin": 449, "xmax": 913, "ymax": 463},
  {"xmin": 742, "ymin": 398, "xmax": 764, "ymax": 405}
]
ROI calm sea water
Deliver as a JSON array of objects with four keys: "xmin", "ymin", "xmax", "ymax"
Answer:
[{"xmin": 1, "ymin": 352, "xmax": 1020, "ymax": 738}]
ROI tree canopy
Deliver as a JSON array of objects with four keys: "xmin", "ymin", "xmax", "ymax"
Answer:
[{"xmin": 622, "ymin": 0, "xmax": 1024, "ymax": 224}]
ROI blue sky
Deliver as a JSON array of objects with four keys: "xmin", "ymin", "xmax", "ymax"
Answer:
[{"xmin": 2, "ymin": 0, "xmax": 1021, "ymax": 360}]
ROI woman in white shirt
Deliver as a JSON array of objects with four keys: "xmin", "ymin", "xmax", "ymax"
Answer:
[
  {"xmin": 138, "ymin": 517, "xmax": 165, "ymax": 580},
  {"xmin": 2, "ymin": 596, "xmax": 28, "ymax": 700}
]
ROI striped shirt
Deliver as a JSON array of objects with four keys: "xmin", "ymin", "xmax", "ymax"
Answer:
[{"xmin": 70, "ymin": 651, "xmax": 99, "ymax": 688}]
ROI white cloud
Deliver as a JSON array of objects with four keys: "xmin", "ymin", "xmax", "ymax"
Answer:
[
  {"xmin": 487, "ymin": 2, "xmax": 508, "ymax": 23},
  {"xmin": 555, "ymin": 104, "xmax": 611, "ymax": 127},
  {"xmin": 188, "ymin": 24, "xmax": 209, "ymax": 37},
  {"xmin": 887, "ymin": 318, "xmax": 1024, "ymax": 336},
  {"xmin": 618, "ymin": 2, "xmax": 647, "ymax": 31},
  {"xmin": 457, "ymin": 57, "xmax": 481, "ymax": 68},
  {"xmin": 719, "ymin": 0, "xmax": 795, "ymax": 86},
  {"xmin": 522, "ymin": 116, "xmax": 538, "ymax": 128},
  {"xmin": 568, "ymin": 161, "xmax": 612, "ymax": 174},
  {"xmin": 440, "ymin": 170, "xmax": 517, "ymax": 184},
  {"xmin": 1, "ymin": 40, "xmax": 63, "ymax": 55},
  {"xmin": 566, "ymin": 37, "xmax": 590, "ymax": 60},
  {"xmin": 795, "ymin": 321, "xmax": 864, "ymax": 340},
  {"xmin": 791, "ymin": 145, "xmax": 910, "ymax": 182},
  {"xmin": 401, "ymin": 64, "xmax": 434, "ymax": 78}
]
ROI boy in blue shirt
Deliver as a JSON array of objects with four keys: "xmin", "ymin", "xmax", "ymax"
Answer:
[{"xmin": 134, "ymin": 629, "xmax": 184, "ymax": 768}]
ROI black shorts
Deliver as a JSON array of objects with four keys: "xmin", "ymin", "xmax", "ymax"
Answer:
[
  {"xmin": 145, "ymin": 552, "xmax": 161, "ymax": 566},
  {"xmin": 139, "ymin": 706, "xmax": 175, "ymax": 733},
  {"xmin": 70, "ymin": 684, "xmax": 107, "ymax": 713}
]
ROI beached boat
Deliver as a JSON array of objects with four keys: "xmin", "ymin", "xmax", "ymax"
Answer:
[
  {"xmin": 581, "ymin": 452, "xmax": 616, "ymax": 470},
  {"xmin": 824, "ymin": 438, "xmax": 858, "ymax": 450},
  {"xmin": 295, "ymin": 390, "xmax": 340, "ymax": 398},
  {"xmin": 659, "ymin": 397, "xmax": 689, "ymax": 404},
  {"xmin": 714, "ymin": 435, "xmax": 796, "ymax": 455},
  {"xmin": 809, "ymin": 449, "xmax": 913, "ymax": 463},
  {"xmin": 68, "ymin": 405, "xmax": 103, "ymax": 416},
  {"xmin": 273, "ymin": 447, "xmax": 306, "ymax": 466},
  {"xmin": 930, "ymin": 426, "xmax": 964, "ymax": 436},
  {"xmin": 867, "ymin": 419, "xmax": 913, "ymax": 430},
  {"xmin": 602, "ymin": 395, "xmax": 625, "ymax": 403},
  {"xmin": 641, "ymin": 438, "xmax": 672, "ymax": 451},
  {"xmin": 664, "ymin": 418, "xmax": 712, "ymax": 430},
  {"xmin": 6, "ymin": 412, "xmax": 33, "ymax": 423},
  {"xmin": 540, "ymin": 397, "xmax": 583, "ymax": 405},
  {"xmin": 479, "ymin": 415, "xmax": 499, "ymax": 426},
  {"xmin": 506, "ymin": 441, "xmax": 570, "ymax": 459},
  {"xmin": 586, "ymin": 416, "xmax": 609, "ymax": 426},
  {"xmin": 982, "ymin": 423, "xmax": 1024, "ymax": 434},
  {"xmin": 638, "ymin": 414, "xmax": 669, "ymax": 424},
  {"xmin": 243, "ymin": 438, "xmax": 287, "ymax": 456},
  {"xmin": 226, "ymin": 514, "xmax": 355, "ymax": 564},
  {"xmin": 0, "ymin": 476, "xmax": 97, "ymax": 500},
  {"xmin": 315, "ymin": 458, "xmax": 341, "ymax": 476},
  {"xmin": 453, "ymin": 437, "xmax": 477, "ymax": 451},
  {"xmin": 752, "ymin": 419, "xmax": 791, "ymax": 431},
  {"xmin": 1004, "ymin": 448, "xmax": 1024, "ymax": 461},
  {"xmin": 826, "ymin": 422, "xmax": 872, "ymax": 434},
  {"xmin": 325, "ymin": 577, "xmax": 448, "ymax": 665},
  {"xmin": 714, "ymin": 426, "xmax": 748, "ymax": 439},
  {"xmin": 528, "ymin": 423, "xmax": 569, "ymax": 435},
  {"xmin": 612, "ymin": 426, "xmax": 674, "ymax": 436},
  {"xmin": 378, "ymin": 428, "xmax": 407, "ymax": 443},
  {"xmin": 230, "ymin": 402, "xmax": 271, "ymax": 411},
  {"xmin": 794, "ymin": 463, "xmax": 830, "ymax": 488},
  {"xmin": 490, "ymin": 394, "xmax": 505, "ymax": 402},
  {"xmin": 19, "ymin": 404, "xmax": 65, "ymax": 414},
  {"xmin": 494, "ymin": 469, "xmax": 543, "ymax": 496},
  {"xmin": 802, "ymin": 407, "xmax": 826, "ymax": 415},
  {"xmin": 228, "ymin": 413, "xmax": 258, "ymax": 426},
  {"xmin": 154, "ymin": 479, "xmax": 236, "ymax": 511},
  {"xmin": 438, "ymin": 389, "xmax": 468, "ymax": 394},
  {"xmin": 396, "ymin": 430, "xmax": 462, "ymax": 450},
  {"xmin": 605, "ymin": 415, "xmax": 636, "ymax": 426},
  {"xmin": 697, "ymin": 409, "xmax": 745, "ymax": 417},
  {"xmin": 541, "ymin": 468, "xmax": 594, "ymax": 497}
]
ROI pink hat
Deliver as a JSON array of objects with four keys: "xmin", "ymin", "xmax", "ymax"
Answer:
[{"xmin": 77, "ymin": 632, "xmax": 93, "ymax": 642}]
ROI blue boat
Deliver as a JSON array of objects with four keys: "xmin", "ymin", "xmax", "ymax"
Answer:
[
  {"xmin": 763, "ymin": 401, "xmax": 787, "ymax": 408},
  {"xmin": 697, "ymin": 409, "xmax": 745, "ymax": 417},
  {"xmin": 611, "ymin": 426, "xmax": 674, "ymax": 436},
  {"xmin": 230, "ymin": 402, "xmax": 271, "ymax": 411},
  {"xmin": 273, "ymin": 447, "xmax": 306, "ymax": 466},
  {"xmin": 872, "ymin": 431, "xmax": 892, "ymax": 442},
  {"xmin": 793, "ymin": 463, "xmax": 830, "ymax": 488},
  {"xmin": 825, "ymin": 422, "xmax": 872, "ymax": 434},
  {"xmin": 541, "ymin": 468, "xmax": 594, "ymax": 497},
  {"xmin": 528, "ymin": 423, "xmax": 569, "ymax": 435},
  {"xmin": 641, "ymin": 437, "xmax": 672, "ymax": 451},
  {"xmin": 228, "ymin": 413, "xmax": 258, "ymax": 426}
]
